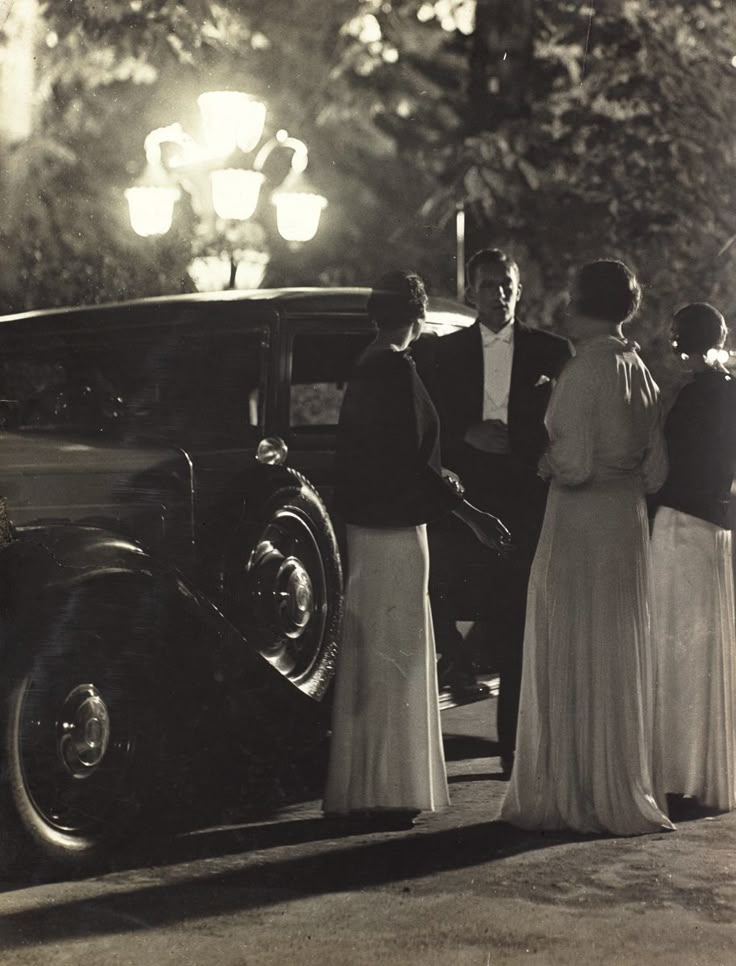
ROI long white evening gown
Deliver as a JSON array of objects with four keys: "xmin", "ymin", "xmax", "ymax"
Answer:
[
  {"xmin": 651, "ymin": 508, "xmax": 736, "ymax": 810},
  {"xmin": 323, "ymin": 523, "xmax": 449, "ymax": 814},
  {"xmin": 501, "ymin": 336, "xmax": 675, "ymax": 835}
]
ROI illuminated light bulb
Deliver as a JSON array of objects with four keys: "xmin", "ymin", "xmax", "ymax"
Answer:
[
  {"xmin": 197, "ymin": 91, "xmax": 267, "ymax": 158},
  {"xmin": 210, "ymin": 169, "xmax": 265, "ymax": 220},
  {"xmin": 125, "ymin": 185, "xmax": 180, "ymax": 237},
  {"xmin": 234, "ymin": 250, "xmax": 270, "ymax": 289},
  {"xmin": 274, "ymin": 191, "xmax": 327, "ymax": 243},
  {"xmin": 187, "ymin": 255, "xmax": 233, "ymax": 292}
]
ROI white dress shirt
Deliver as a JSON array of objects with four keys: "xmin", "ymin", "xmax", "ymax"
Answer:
[{"xmin": 480, "ymin": 321, "xmax": 514, "ymax": 423}]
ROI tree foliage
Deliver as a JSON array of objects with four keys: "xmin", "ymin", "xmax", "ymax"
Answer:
[
  {"xmin": 455, "ymin": 1, "xmax": 736, "ymax": 352},
  {"xmin": 0, "ymin": 0, "xmax": 734, "ymax": 395},
  {"xmin": 320, "ymin": 0, "xmax": 736, "ymax": 389}
]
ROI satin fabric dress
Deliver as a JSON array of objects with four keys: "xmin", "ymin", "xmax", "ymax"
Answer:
[
  {"xmin": 323, "ymin": 347, "xmax": 461, "ymax": 815},
  {"xmin": 501, "ymin": 335, "xmax": 675, "ymax": 835},
  {"xmin": 651, "ymin": 368, "xmax": 736, "ymax": 811},
  {"xmin": 323, "ymin": 523, "xmax": 450, "ymax": 813}
]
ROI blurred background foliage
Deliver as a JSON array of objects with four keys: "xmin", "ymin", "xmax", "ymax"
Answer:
[{"xmin": 0, "ymin": 0, "xmax": 735, "ymax": 388}]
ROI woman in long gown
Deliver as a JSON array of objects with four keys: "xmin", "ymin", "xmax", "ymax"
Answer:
[
  {"xmin": 651, "ymin": 302, "xmax": 736, "ymax": 811},
  {"xmin": 501, "ymin": 259, "xmax": 675, "ymax": 836},
  {"xmin": 324, "ymin": 270, "xmax": 510, "ymax": 822}
]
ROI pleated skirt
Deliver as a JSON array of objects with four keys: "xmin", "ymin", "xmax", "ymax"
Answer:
[
  {"xmin": 323, "ymin": 523, "xmax": 450, "ymax": 814},
  {"xmin": 501, "ymin": 478, "xmax": 674, "ymax": 835},
  {"xmin": 651, "ymin": 506, "xmax": 736, "ymax": 810}
]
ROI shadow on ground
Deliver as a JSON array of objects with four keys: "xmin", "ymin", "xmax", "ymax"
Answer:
[
  {"xmin": 442, "ymin": 732, "xmax": 498, "ymax": 762},
  {"xmin": 0, "ymin": 818, "xmax": 577, "ymax": 950}
]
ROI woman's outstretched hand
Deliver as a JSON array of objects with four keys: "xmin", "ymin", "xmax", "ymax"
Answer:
[{"xmin": 455, "ymin": 502, "xmax": 513, "ymax": 557}]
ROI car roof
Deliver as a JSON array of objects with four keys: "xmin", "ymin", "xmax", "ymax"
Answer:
[{"xmin": 0, "ymin": 287, "xmax": 476, "ymax": 330}]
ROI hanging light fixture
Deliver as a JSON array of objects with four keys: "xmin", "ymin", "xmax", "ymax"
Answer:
[
  {"xmin": 252, "ymin": 129, "xmax": 327, "ymax": 243},
  {"xmin": 125, "ymin": 125, "xmax": 190, "ymax": 237},
  {"xmin": 126, "ymin": 98, "xmax": 327, "ymax": 284}
]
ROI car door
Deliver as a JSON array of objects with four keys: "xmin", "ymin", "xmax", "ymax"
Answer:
[{"xmin": 279, "ymin": 316, "xmax": 374, "ymax": 510}]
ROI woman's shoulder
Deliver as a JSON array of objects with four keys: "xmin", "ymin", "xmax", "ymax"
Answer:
[
  {"xmin": 355, "ymin": 347, "xmax": 410, "ymax": 373},
  {"xmin": 564, "ymin": 338, "xmax": 647, "ymax": 397},
  {"xmin": 703, "ymin": 367, "xmax": 736, "ymax": 387},
  {"xmin": 584, "ymin": 336, "xmax": 649, "ymax": 374},
  {"xmin": 667, "ymin": 368, "xmax": 734, "ymax": 414},
  {"xmin": 680, "ymin": 367, "xmax": 732, "ymax": 392},
  {"xmin": 352, "ymin": 348, "xmax": 415, "ymax": 396},
  {"xmin": 560, "ymin": 346, "xmax": 600, "ymax": 380},
  {"xmin": 694, "ymin": 368, "xmax": 736, "ymax": 404}
]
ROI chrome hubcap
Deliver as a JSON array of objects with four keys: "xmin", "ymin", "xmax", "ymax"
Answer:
[
  {"xmin": 277, "ymin": 557, "xmax": 315, "ymax": 638},
  {"xmin": 250, "ymin": 541, "xmax": 315, "ymax": 639},
  {"xmin": 244, "ymin": 506, "xmax": 328, "ymax": 683},
  {"xmin": 58, "ymin": 684, "xmax": 111, "ymax": 777}
]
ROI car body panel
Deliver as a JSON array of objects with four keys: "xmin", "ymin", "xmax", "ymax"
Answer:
[{"xmin": 0, "ymin": 287, "xmax": 475, "ymax": 668}]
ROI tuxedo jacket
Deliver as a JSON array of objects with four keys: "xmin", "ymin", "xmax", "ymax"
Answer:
[{"xmin": 414, "ymin": 320, "xmax": 571, "ymax": 472}]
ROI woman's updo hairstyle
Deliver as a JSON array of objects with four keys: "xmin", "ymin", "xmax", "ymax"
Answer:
[
  {"xmin": 672, "ymin": 302, "xmax": 727, "ymax": 356},
  {"xmin": 572, "ymin": 259, "xmax": 642, "ymax": 325},
  {"xmin": 367, "ymin": 270, "xmax": 428, "ymax": 330}
]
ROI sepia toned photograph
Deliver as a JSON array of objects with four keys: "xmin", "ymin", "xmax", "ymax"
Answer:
[{"xmin": 0, "ymin": 2, "xmax": 734, "ymax": 963}]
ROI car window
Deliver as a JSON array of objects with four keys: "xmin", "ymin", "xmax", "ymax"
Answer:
[
  {"xmin": 0, "ymin": 325, "xmax": 266, "ymax": 447},
  {"xmin": 128, "ymin": 327, "xmax": 265, "ymax": 445},
  {"xmin": 289, "ymin": 332, "xmax": 373, "ymax": 430}
]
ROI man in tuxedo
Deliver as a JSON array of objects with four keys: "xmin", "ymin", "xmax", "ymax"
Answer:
[{"xmin": 417, "ymin": 248, "xmax": 570, "ymax": 775}]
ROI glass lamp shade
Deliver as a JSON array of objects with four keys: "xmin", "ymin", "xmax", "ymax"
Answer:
[
  {"xmin": 187, "ymin": 255, "xmax": 233, "ymax": 292},
  {"xmin": 273, "ymin": 190, "xmax": 327, "ymax": 243},
  {"xmin": 234, "ymin": 249, "xmax": 270, "ymax": 289},
  {"xmin": 210, "ymin": 169, "xmax": 265, "ymax": 221},
  {"xmin": 197, "ymin": 91, "xmax": 267, "ymax": 158},
  {"xmin": 125, "ymin": 185, "xmax": 180, "ymax": 237}
]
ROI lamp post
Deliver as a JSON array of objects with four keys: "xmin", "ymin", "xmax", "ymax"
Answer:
[{"xmin": 125, "ymin": 91, "xmax": 327, "ymax": 291}]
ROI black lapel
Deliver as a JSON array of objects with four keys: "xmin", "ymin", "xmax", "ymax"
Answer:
[
  {"xmin": 509, "ymin": 322, "xmax": 532, "ymax": 425},
  {"xmin": 463, "ymin": 322, "xmax": 484, "ymax": 422}
]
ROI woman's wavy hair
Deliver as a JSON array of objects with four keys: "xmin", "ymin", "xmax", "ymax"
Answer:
[
  {"xmin": 572, "ymin": 259, "xmax": 642, "ymax": 325},
  {"xmin": 367, "ymin": 270, "xmax": 428, "ymax": 330}
]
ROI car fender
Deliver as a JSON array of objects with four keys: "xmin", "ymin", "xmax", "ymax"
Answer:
[
  {"xmin": 0, "ymin": 524, "xmax": 310, "ymax": 698},
  {"xmin": 238, "ymin": 463, "xmax": 307, "ymax": 516},
  {"xmin": 0, "ymin": 524, "xmax": 159, "ymax": 603}
]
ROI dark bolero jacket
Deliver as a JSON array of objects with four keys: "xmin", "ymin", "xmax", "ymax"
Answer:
[
  {"xmin": 413, "ymin": 320, "xmax": 571, "ymax": 471},
  {"xmin": 653, "ymin": 368, "xmax": 736, "ymax": 529},
  {"xmin": 334, "ymin": 348, "xmax": 463, "ymax": 527}
]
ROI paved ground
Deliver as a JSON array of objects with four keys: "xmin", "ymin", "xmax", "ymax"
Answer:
[{"xmin": 0, "ymin": 699, "xmax": 734, "ymax": 965}]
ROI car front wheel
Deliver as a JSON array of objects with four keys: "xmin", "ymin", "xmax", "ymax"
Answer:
[
  {"xmin": 228, "ymin": 469, "xmax": 343, "ymax": 701},
  {"xmin": 0, "ymin": 579, "xmax": 163, "ymax": 874}
]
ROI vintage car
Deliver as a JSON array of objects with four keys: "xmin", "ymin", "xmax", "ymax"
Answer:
[{"xmin": 0, "ymin": 287, "xmax": 475, "ymax": 873}]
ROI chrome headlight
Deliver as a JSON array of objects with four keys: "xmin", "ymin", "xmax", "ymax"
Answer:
[{"xmin": 256, "ymin": 436, "xmax": 289, "ymax": 466}]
